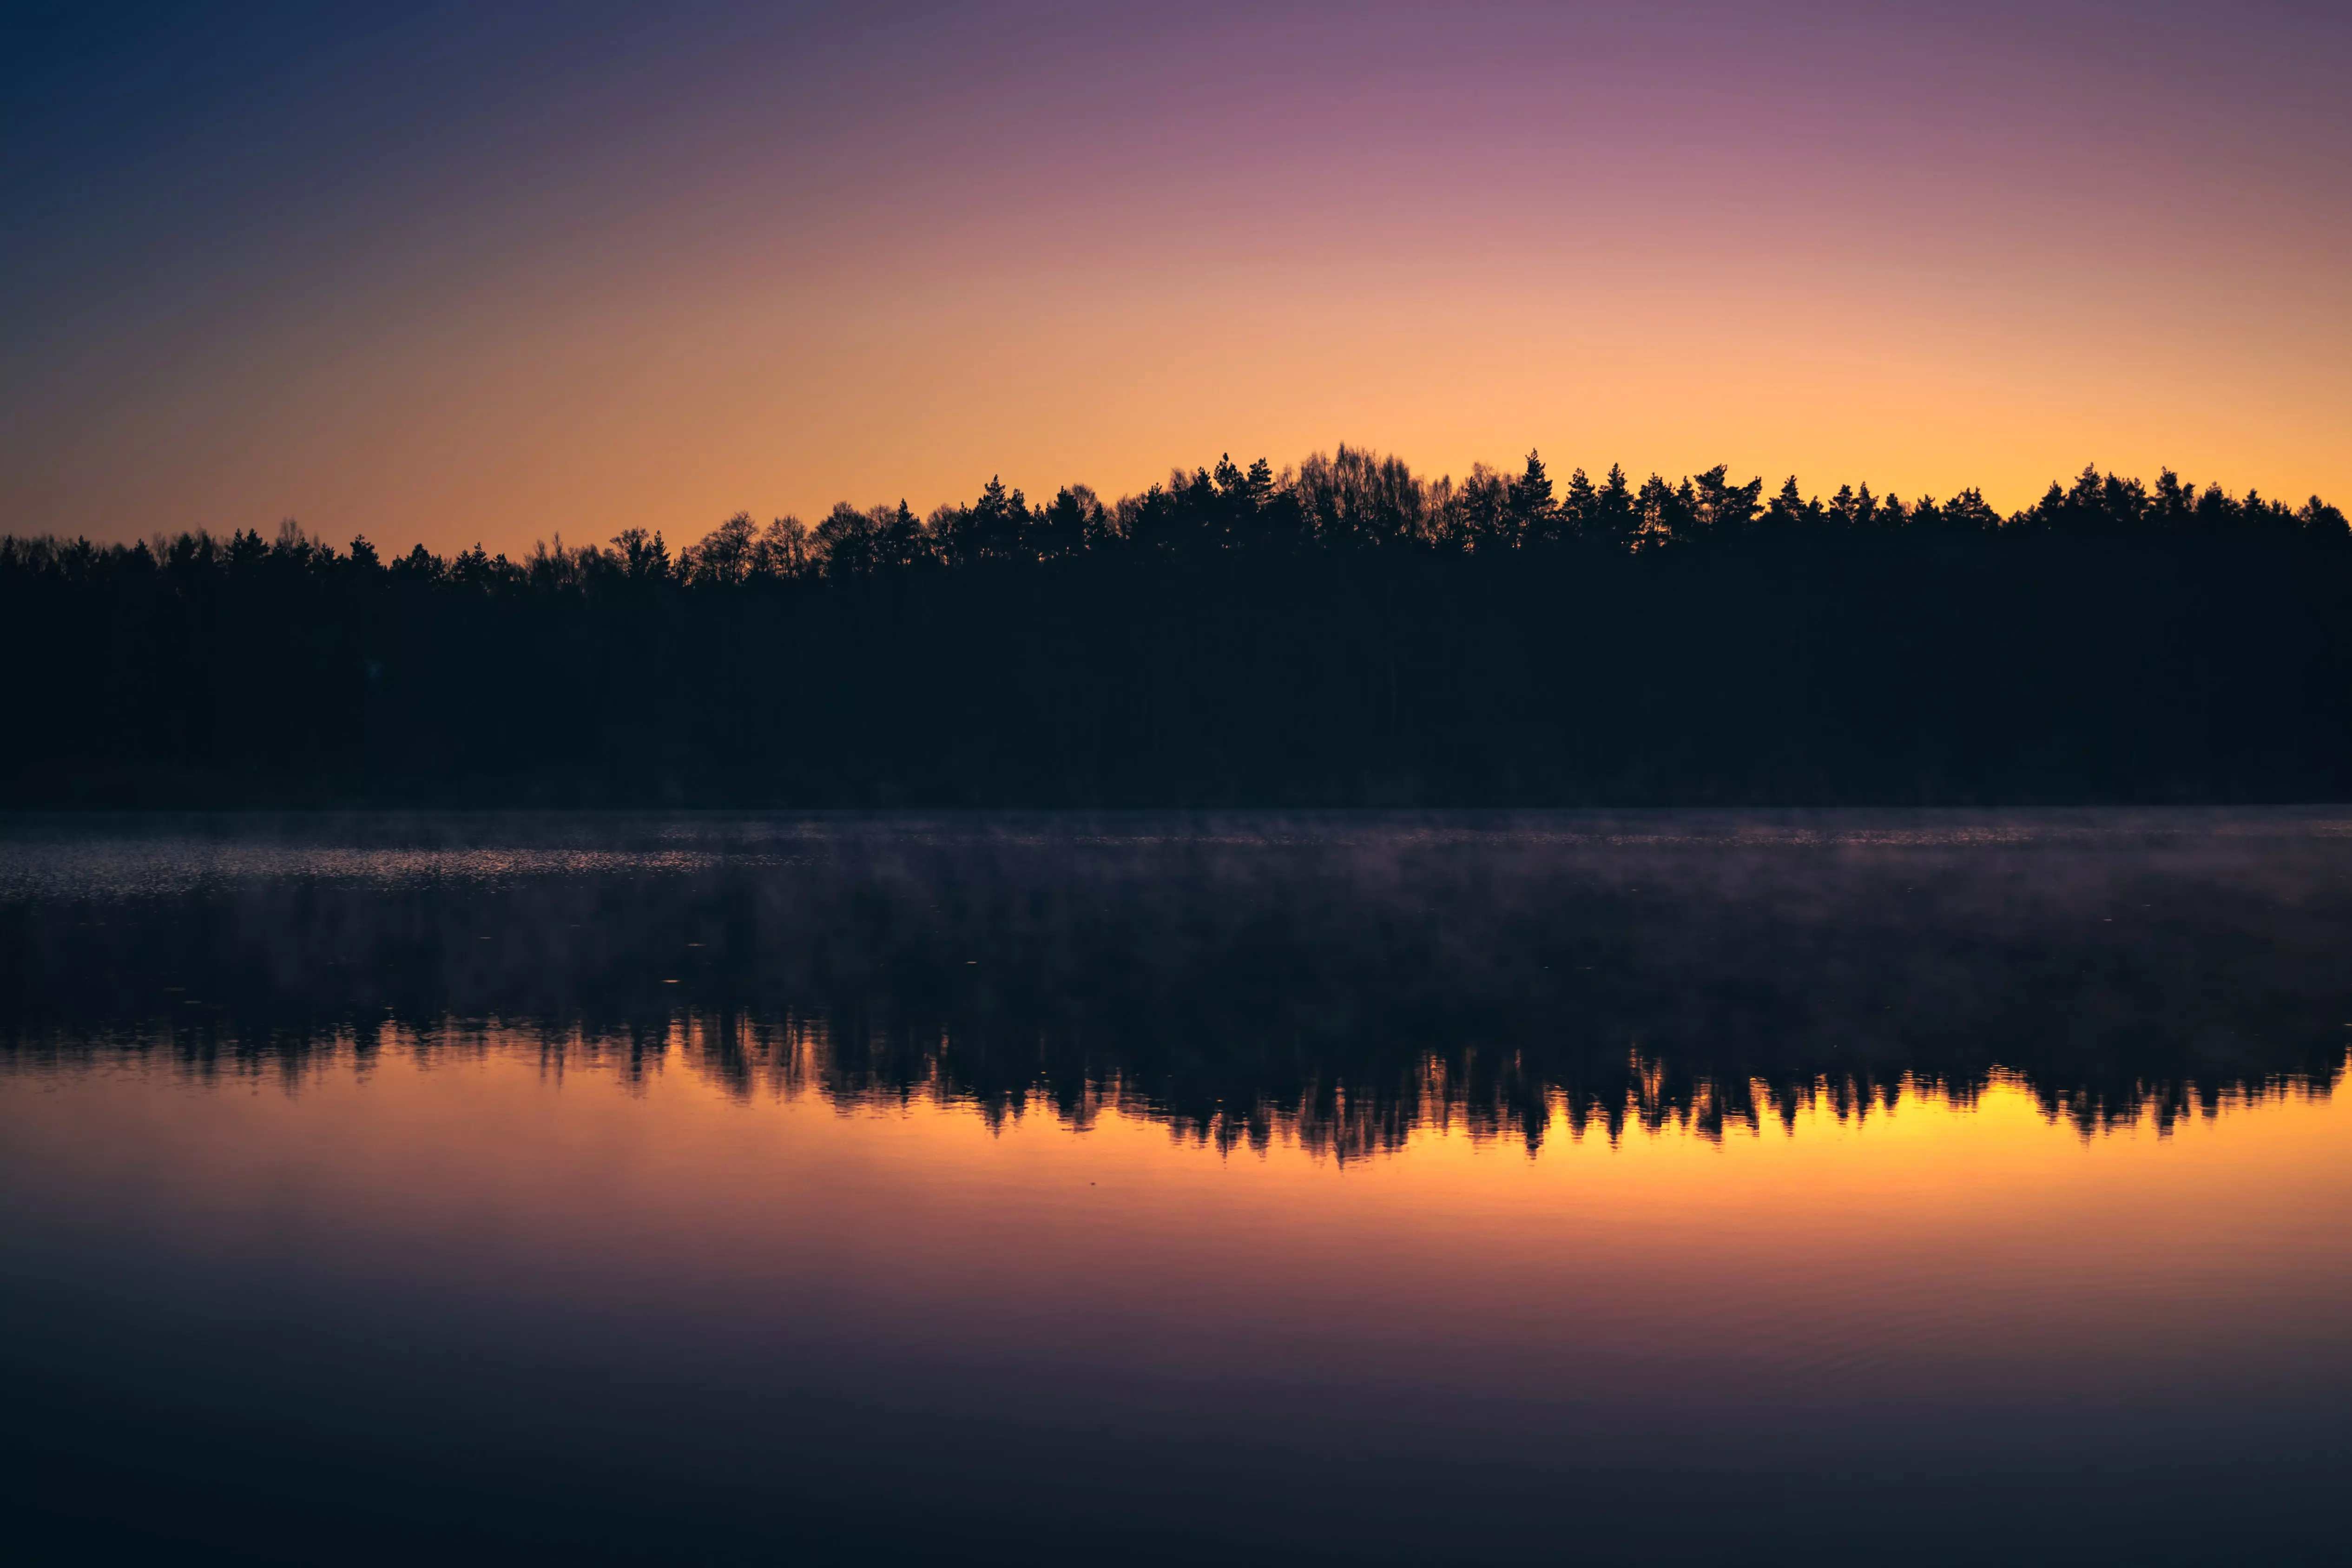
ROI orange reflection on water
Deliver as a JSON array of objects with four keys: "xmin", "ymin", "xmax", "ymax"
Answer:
[
  {"xmin": 8, "ymin": 1034, "xmax": 2351, "ymax": 1563},
  {"xmin": 8, "ymin": 1038, "xmax": 2346, "ymax": 1397}
]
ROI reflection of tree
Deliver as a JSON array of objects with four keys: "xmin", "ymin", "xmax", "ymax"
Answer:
[
  {"xmin": 6, "ymin": 819, "xmax": 2346, "ymax": 1152},
  {"xmin": 6, "ymin": 1006, "xmax": 2337, "ymax": 1158}
]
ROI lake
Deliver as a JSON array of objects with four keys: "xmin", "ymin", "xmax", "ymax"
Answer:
[{"xmin": 3, "ymin": 811, "xmax": 2348, "ymax": 1564}]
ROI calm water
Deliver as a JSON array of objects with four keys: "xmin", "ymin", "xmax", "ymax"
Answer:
[{"xmin": 4, "ymin": 811, "xmax": 2349, "ymax": 1564}]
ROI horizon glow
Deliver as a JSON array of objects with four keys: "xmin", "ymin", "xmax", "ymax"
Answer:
[{"xmin": 7, "ymin": 1, "xmax": 2350, "ymax": 559}]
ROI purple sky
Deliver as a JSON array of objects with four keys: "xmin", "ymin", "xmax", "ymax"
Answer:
[{"xmin": 7, "ymin": 1, "xmax": 2348, "ymax": 554}]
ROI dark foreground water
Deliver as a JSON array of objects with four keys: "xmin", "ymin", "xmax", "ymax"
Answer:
[{"xmin": 3, "ymin": 811, "xmax": 2349, "ymax": 1565}]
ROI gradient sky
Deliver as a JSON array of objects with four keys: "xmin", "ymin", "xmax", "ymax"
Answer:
[{"xmin": 7, "ymin": 1, "xmax": 2350, "ymax": 558}]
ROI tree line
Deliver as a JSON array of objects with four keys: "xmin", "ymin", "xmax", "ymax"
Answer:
[
  {"xmin": 4, "ymin": 448, "xmax": 2349, "ymax": 806},
  {"xmin": 11, "ymin": 447, "xmax": 2335, "ymax": 590}
]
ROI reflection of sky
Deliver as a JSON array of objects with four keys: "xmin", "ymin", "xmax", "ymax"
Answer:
[
  {"xmin": 5, "ymin": 1048, "xmax": 2349, "ymax": 1561},
  {"xmin": 8, "ymin": 2, "xmax": 2350, "ymax": 556}
]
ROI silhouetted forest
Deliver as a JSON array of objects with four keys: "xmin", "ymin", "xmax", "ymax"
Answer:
[{"xmin": 6, "ymin": 450, "xmax": 2348, "ymax": 805}]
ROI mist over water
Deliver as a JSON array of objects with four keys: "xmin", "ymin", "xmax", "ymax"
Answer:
[
  {"xmin": 4, "ymin": 810, "xmax": 2350, "ymax": 1563},
  {"xmin": 7, "ymin": 808, "xmax": 2347, "ymax": 1140}
]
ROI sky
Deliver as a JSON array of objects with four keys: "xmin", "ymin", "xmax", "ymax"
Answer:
[{"xmin": 6, "ymin": 0, "xmax": 2350, "ymax": 558}]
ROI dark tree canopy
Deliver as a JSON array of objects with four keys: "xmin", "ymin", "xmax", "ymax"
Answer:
[{"xmin": 3, "ymin": 451, "xmax": 2347, "ymax": 807}]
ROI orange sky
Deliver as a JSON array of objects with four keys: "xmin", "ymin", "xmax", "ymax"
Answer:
[{"xmin": 8, "ymin": 4, "xmax": 2349, "ymax": 558}]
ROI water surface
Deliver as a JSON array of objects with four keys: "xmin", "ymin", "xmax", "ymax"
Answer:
[{"xmin": 4, "ymin": 811, "xmax": 2349, "ymax": 1563}]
